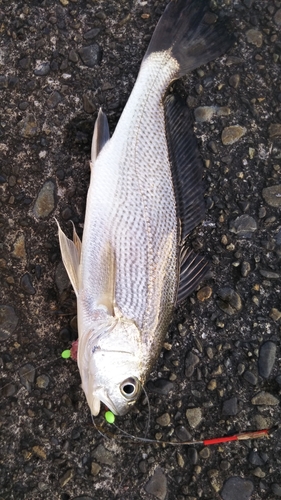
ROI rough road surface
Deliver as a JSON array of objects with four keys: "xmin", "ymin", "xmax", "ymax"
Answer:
[{"xmin": 0, "ymin": 1, "xmax": 281, "ymax": 499}]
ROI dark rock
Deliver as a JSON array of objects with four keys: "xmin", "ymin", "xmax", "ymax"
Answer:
[
  {"xmin": 243, "ymin": 370, "xmax": 258, "ymax": 385},
  {"xmin": 84, "ymin": 28, "xmax": 101, "ymax": 39},
  {"xmin": 185, "ymin": 351, "xmax": 199, "ymax": 377},
  {"xmin": 82, "ymin": 94, "xmax": 96, "ymax": 114},
  {"xmin": 221, "ymin": 476, "xmax": 254, "ymax": 500},
  {"xmin": 78, "ymin": 44, "xmax": 102, "ymax": 67},
  {"xmin": 20, "ymin": 114, "xmax": 39, "ymax": 137},
  {"xmin": 222, "ymin": 397, "xmax": 238, "ymax": 416},
  {"xmin": 36, "ymin": 375, "xmax": 50, "ymax": 389},
  {"xmin": 34, "ymin": 62, "xmax": 50, "ymax": 76},
  {"xmin": 174, "ymin": 426, "xmax": 192, "ymax": 442},
  {"xmin": 229, "ymin": 215, "xmax": 257, "ymax": 238},
  {"xmin": 20, "ymin": 273, "xmax": 36, "ymax": 295},
  {"xmin": 248, "ymin": 450, "xmax": 266, "ymax": 466},
  {"xmin": 0, "ymin": 305, "xmax": 19, "ymax": 341},
  {"xmin": 187, "ymin": 447, "xmax": 198, "ymax": 465},
  {"xmin": 271, "ymin": 483, "xmax": 281, "ymax": 497},
  {"xmin": 47, "ymin": 91, "xmax": 62, "ymax": 109},
  {"xmin": 147, "ymin": 378, "xmax": 175, "ymax": 395},
  {"xmin": 258, "ymin": 341, "xmax": 276, "ymax": 378},
  {"xmin": 144, "ymin": 467, "xmax": 167, "ymax": 500},
  {"xmin": 69, "ymin": 49, "xmax": 79, "ymax": 63},
  {"xmin": 217, "ymin": 287, "xmax": 242, "ymax": 315}
]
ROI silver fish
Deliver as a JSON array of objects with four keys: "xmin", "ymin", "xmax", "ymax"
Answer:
[{"xmin": 57, "ymin": 0, "xmax": 233, "ymax": 416}]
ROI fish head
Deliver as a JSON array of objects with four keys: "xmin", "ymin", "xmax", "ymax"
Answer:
[{"xmin": 78, "ymin": 314, "xmax": 143, "ymax": 416}]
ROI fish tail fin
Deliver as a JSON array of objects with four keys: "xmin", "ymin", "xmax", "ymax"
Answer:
[{"xmin": 145, "ymin": 0, "xmax": 234, "ymax": 76}]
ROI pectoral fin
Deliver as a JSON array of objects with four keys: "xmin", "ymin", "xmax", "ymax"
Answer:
[
  {"xmin": 90, "ymin": 108, "xmax": 110, "ymax": 168},
  {"xmin": 56, "ymin": 219, "xmax": 80, "ymax": 296}
]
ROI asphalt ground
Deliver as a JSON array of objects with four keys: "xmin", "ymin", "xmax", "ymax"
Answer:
[{"xmin": 0, "ymin": 1, "xmax": 281, "ymax": 499}]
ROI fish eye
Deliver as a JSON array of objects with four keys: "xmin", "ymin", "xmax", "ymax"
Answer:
[{"xmin": 120, "ymin": 377, "xmax": 139, "ymax": 400}]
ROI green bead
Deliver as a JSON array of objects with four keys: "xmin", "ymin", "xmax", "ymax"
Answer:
[
  {"xmin": 61, "ymin": 349, "xmax": 71, "ymax": 359},
  {"xmin": 105, "ymin": 411, "xmax": 115, "ymax": 424}
]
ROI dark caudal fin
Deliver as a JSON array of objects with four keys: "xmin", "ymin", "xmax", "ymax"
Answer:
[{"xmin": 144, "ymin": 0, "xmax": 234, "ymax": 76}]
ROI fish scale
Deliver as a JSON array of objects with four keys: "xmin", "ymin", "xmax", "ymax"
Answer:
[{"xmin": 57, "ymin": 0, "xmax": 234, "ymax": 416}]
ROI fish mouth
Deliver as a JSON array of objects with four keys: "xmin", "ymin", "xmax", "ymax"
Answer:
[{"xmin": 97, "ymin": 390, "xmax": 129, "ymax": 416}]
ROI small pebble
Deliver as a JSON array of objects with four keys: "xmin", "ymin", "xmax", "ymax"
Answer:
[
  {"xmin": 91, "ymin": 462, "xmax": 101, "ymax": 476},
  {"xmin": 243, "ymin": 370, "xmax": 258, "ymax": 386},
  {"xmin": 246, "ymin": 29, "xmax": 263, "ymax": 47},
  {"xmin": 36, "ymin": 374, "xmax": 50, "ymax": 389},
  {"xmin": 78, "ymin": 44, "xmax": 102, "ymax": 67},
  {"xmin": 92, "ymin": 444, "xmax": 115, "ymax": 466},
  {"xmin": 222, "ymin": 125, "xmax": 246, "ymax": 145},
  {"xmin": 156, "ymin": 413, "xmax": 171, "ymax": 427},
  {"xmin": 20, "ymin": 114, "xmax": 39, "ymax": 137},
  {"xmin": 20, "ymin": 273, "xmax": 36, "ymax": 295},
  {"xmin": 197, "ymin": 286, "xmax": 212, "ymax": 301},
  {"xmin": 47, "ymin": 91, "xmax": 62, "ymax": 109},
  {"xmin": 144, "ymin": 467, "xmax": 167, "ymax": 500},
  {"xmin": 33, "ymin": 180, "xmax": 56, "ymax": 219},
  {"xmin": 185, "ymin": 351, "xmax": 199, "ymax": 377},
  {"xmin": 262, "ymin": 185, "xmax": 281, "ymax": 207},
  {"xmin": 271, "ymin": 483, "xmax": 281, "ymax": 497},
  {"xmin": 185, "ymin": 407, "xmax": 202, "ymax": 428},
  {"xmin": 217, "ymin": 287, "xmax": 242, "ymax": 315},
  {"xmin": 221, "ymin": 476, "xmax": 254, "ymax": 500},
  {"xmin": 251, "ymin": 391, "xmax": 279, "ymax": 406},
  {"xmin": 34, "ymin": 62, "xmax": 50, "ymax": 76},
  {"xmin": 222, "ymin": 397, "xmax": 238, "ymax": 416},
  {"xmin": 19, "ymin": 363, "xmax": 36, "ymax": 391},
  {"xmin": 258, "ymin": 341, "xmax": 276, "ymax": 378},
  {"xmin": 147, "ymin": 378, "xmax": 175, "ymax": 395},
  {"xmin": 59, "ymin": 469, "xmax": 74, "ymax": 487},
  {"xmin": 229, "ymin": 215, "xmax": 257, "ymax": 238}
]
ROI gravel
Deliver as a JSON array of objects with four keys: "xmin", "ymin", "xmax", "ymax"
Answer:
[{"xmin": 1, "ymin": 1, "xmax": 281, "ymax": 499}]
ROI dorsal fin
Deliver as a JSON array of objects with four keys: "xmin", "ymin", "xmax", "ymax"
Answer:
[
  {"xmin": 164, "ymin": 93, "xmax": 210, "ymax": 304},
  {"xmin": 90, "ymin": 108, "xmax": 110, "ymax": 167},
  {"xmin": 164, "ymin": 93, "xmax": 205, "ymax": 242},
  {"xmin": 177, "ymin": 248, "xmax": 210, "ymax": 305}
]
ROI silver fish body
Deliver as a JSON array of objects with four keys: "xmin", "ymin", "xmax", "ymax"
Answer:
[{"xmin": 58, "ymin": 0, "xmax": 234, "ymax": 416}]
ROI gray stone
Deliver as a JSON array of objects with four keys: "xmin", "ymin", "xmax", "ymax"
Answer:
[
  {"xmin": 185, "ymin": 351, "xmax": 200, "ymax": 377},
  {"xmin": 262, "ymin": 185, "xmax": 281, "ymax": 207},
  {"xmin": 259, "ymin": 269, "xmax": 280, "ymax": 279},
  {"xmin": 59, "ymin": 468, "xmax": 74, "ymax": 487},
  {"xmin": 217, "ymin": 287, "xmax": 242, "ymax": 315},
  {"xmin": 69, "ymin": 49, "xmax": 79, "ymax": 63},
  {"xmin": 19, "ymin": 363, "xmax": 36, "ymax": 391},
  {"xmin": 258, "ymin": 341, "xmax": 276, "ymax": 378},
  {"xmin": 0, "ymin": 305, "xmax": 19, "ymax": 341},
  {"xmin": 187, "ymin": 447, "xmax": 198, "ymax": 465},
  {"xmin": 221, "ymin": 476, "xmax": 254, "ymax": 500},
  {"xmin": 222, "ymin": 125, "xmax": 246, "ymax": 145},
  {"xmin": 34, "ymin": 62, "xmax": 50, "ymax": 76},
  {"xmin": 251, "ymin": 391, "xmax": 279, "ymax": 406},
  {"xmin": 241, "ymin": 261, "xmax": 251, "ymax": 277},
  {"xmin": 33, "ymin": 180, "xmax": 56, "ymax": 218},
  {"xmin": 229, "ymin": 215, "xmax": 257, "ymax": 238},
  {"xmin": 78, "ymin": 44, "xmax": 102, "ymax": 67},
  {"xmin": 145, "ymin": 467, "xmax": 167, "ymax": 500},
  {"xmin": 92, "ymin": 444, "xmax": 115, "ymax": 466},
  {"xmin": 84, "ymin": 28, "xmax": 101, "ymax": 39},
  {"xmin": 186, "ymin": 407, "xmax": 202, "ymax": 428},
  {"xmin": 271, "ymin": 483, "xmax": 281, "ymax": 497},
  {"xmin": 222, "ymin": 397, "xmax": 238, "ymax": 416},
  {"xmin": 82, "ymin": 94, "xmax": 96, "ymax": 114},
  {"xmin": 47, "ymin": 91, "xmax": 62, "ymax": 109},
  {"xmin": 246, "ymin": 29, "xmax": 263, "ymax": 47},
  {"xmin": 20, "ymin": 273, "xmax": 36, "ymax": 295},
  {"xmin": 243, "ymin": 370, "xmax": 258, "ymax": 386},
  {"xmin": 274, "ymin": 9, "xmax": 281, "ymax": 26},
  {"xmin": 248, "ymin": 450, "xmax": 266, "ymax": 466},
  {"xmin": 174, "ymin": 426, "xmax": 192, "ymax": 442}
]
